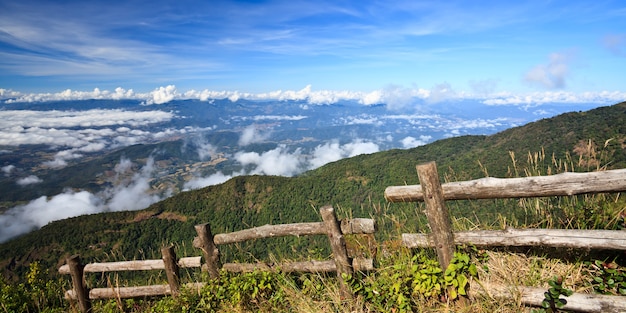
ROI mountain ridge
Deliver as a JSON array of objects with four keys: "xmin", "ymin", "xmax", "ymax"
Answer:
[{"xmin": 1, "ymin": 101, "xmax": 625, "ymax": 281}]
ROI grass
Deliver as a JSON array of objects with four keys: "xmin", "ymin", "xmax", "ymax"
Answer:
[{"xmin": 5, "ymin": 142, "xmax": 626, "ymax": 312}]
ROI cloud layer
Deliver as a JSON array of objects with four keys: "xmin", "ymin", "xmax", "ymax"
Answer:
[
  {"xmin": 0, "ymin": 108, "xmax": 185, "ymax": 167},
  {"xmin": 3, "ymin": 85, "xmax": 625, "ymax": 107},
  {"xmin": 0, "ymin": 157, "xmax": 164, "ymax": 243},
  {"xmin": 184, "ymin": 138, "xmax": 380, "ymax": 190}
]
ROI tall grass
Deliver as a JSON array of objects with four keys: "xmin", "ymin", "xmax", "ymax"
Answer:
[{"xmin": 5, "ymin": 142, "xmax": 626, "ymax": 312}]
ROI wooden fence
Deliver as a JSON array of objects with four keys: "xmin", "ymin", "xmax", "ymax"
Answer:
[
  {"xmin": 385, "ymin": 162, "xmax": 626, "ymax": 312},
  {"xmin": 59, "ymin": 206, "xmax": 375, "ymax": 312}
]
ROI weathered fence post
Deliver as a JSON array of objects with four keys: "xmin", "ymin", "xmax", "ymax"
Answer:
[
  {"xmin": 67, "ymin": 255, "xmax": 91, "ymax": 313},
  {"xmin": 320, "ymin": 205, "xmax": 353, "ymax": 299},
  {"xmin": 416, "ymin": 162, "xmax": 455, "ymax": 270},
  {"xmin": 194, "ymin": 223, "xmax": 221, "ymax": 279},
  {"xmin": 161, "ymin": 245, "xmax": 180, "ymax": 297}
]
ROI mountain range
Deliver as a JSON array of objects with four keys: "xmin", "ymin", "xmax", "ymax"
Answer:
[{"xmin": 0, "ymin": 100, "xmax": 624, "ymax": 281}]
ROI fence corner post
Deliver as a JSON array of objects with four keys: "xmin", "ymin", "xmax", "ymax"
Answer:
[
  {"xmin": 67, "ymin": 254, "xmax": 91, "ymax": 313},
  {"xmin": 194, "ymin": 223, "xmax": 221, "ymax": 279},
  {"xmin": 162, "ymin": 245, "xmax": 181, "ymax": 297},
  {"xmin": 320, "ymin": 205, "xmax": 353, "ymax": 300},
  {"xmin": 416, "ymin": 161, "xmax": 455, "ymax": 270}
]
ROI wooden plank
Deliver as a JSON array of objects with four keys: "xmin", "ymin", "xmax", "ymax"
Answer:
[
  {"xmin": 403, "ymin": 228, "xmax": 626, "ymax": 250},
  {"xmin": 59, "ymin": 256, "xmax": 201, "ymax": 274},
  {"xmin": 191, "ymin": 218, "xmax": 377, "ymax": 248},
  {"xmin": 417, "ymin": 162, "xmax": 455, "ymax": 270},
  {"xmin": 213, "ymin": 222, "xmax": 327, "ymax": 244},
  {"xmin": 194, "ymin": 223, "xmax": 221, "ymax": 279},
  {"xmin": 473, "ymin": 282, "xmax": 626, "ymax": 313},
  {"xmin": 222, "ymin": 262, "xmax": 272, "ymax": 273},
  {"xmin": 65, "ymin": 283, "xmax": 206, "ymax": 300},
  {"xmin": 221, "ymin": 258, "xmax": 374, "ymax": 273},
  {"xmin": 340, "ymin": 218, "xmax": 376, "ymax": 234},
  {"xmin": 385, "ymin": 168, "xmax": 626, "ymax": 202}
]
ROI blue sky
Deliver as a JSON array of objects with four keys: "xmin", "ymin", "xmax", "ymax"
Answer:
[{"xmin": 1, "ymin": 0, "xmax": 625, "ymax": 104}]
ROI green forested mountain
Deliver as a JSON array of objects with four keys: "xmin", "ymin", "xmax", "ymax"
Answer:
[{"xmin": 1, "ymin": 102, "xmax": 625, "ymax": 281}]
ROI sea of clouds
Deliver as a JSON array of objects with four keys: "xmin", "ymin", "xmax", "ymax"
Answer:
[
  {"xmin": 1, "ymin": 85, "xmax": 624, "ymax": 242},
  {"xmin": 3, "ymin": 84, "xmax": 625, "ymax": 107}
]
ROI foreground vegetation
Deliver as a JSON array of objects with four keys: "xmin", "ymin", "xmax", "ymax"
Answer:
[
  {"xmin": 3, "ymin": 146, "xmax": 626, "ymax": 312},
  {"xmin": 1, "ymin": 102, "xmax": 626, "ymax": 311}
]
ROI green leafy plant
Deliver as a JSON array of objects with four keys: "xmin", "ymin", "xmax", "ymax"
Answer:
[
  {"xmin": 0, "ymin": 261, "xmax": 67, "ymax": 313},
  {"xmin": 532, "ymin": 276, "xmax": 573, "ymax": 313},
  {"xmin": 346, "ymin": 248, "xmax": 483, "ymax": 312},
  {"xmin": 443, "ymin": 251, "xmax": 478, "ymax": 300},
  {"xmin": 586, "ymin": 259, "xmax": 626, "ymax": 295}
]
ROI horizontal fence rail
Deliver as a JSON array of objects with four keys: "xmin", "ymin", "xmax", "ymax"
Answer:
[
  {"xmin": 58, "ymin": 256, "xmax": 202, "ymax": 274},
  {"xmin": 472, "ymin": 283, "xmax": 626, "ymax": 313},
  {"xmin": 385, "ymin": 168, "xmax": 626, "ymax": 202},
  {"xmin": 65, "ymin": 282, "xmax": 206, "ymax": 300},
  {"xmin": 193, "ymin": 218, "xmax": 376, "ymax": 246},
  {"xmin": 403, "ymin": 228, "xmax": 626, "ymax": 250}
]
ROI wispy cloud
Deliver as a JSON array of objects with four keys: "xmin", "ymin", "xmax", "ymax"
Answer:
[
  {"xmin": 238, "ymin": 125, "xmax": 272, "ymax": 146},
  {"xmin": 603, "ymin": 34, "xmax": 626, "ymax": 57},
  {"xmin": 16, "ymin": 175, "xmax": 42, "ymax": 186},
  {"xmin": 524, "ymin": 52, "xmax": 572, "ymax": 89},
  {"xmin": 1, "ymin": 165, "xmax": 16, "ymax": 176},
  {"xmin": 0, "ymin": 108, "xmax": 176, "ymax": 167},
  {"xmin": 401, "ymin": 135, "xmax": 432, "ymax": 148},
  {"xmin": 1, "ymin": 0, "xmax": 624, "ymax": 95},
  {"xmin": 483, "ymin": 90, "xmax": 626, "ymax": 106},
  {"xmin": 0, "ymin": 157, "xmax": 166, "ymax": 243},
  {"xmin": 184, "ymin": 138, "xmax": 380, "ymax": 190}
]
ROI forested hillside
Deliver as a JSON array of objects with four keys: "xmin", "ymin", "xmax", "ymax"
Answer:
[{"xmin": 1, "ymin": 102, "xmax": 625, "ymax": 281}]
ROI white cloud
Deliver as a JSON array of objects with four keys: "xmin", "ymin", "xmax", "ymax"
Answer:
[
  {"xmin": 42, "ymin": 157, "xmax": 68, "ymax": 169},
  {"xmin": 114, "ymin": 157, "xmax": 134, "ymax": 174},
  {"xmin": 524, "ymin": 52, "xmax": 571, "ymax": 89},
  {"xmin": 106, "ymin": 158, "xmax": 162, "ymax": 212},
  {"xmin": 342, "ymin": 140, "xmax": 380, "ymax": 157},
  {"xmin": 238, "ymin": 125, "xmax": 272, "ymax": 146},
  {"xmin": 378, "ymin": 85, "xmax": 429, "ymax": 111},
  {"xmin": 309, "ymin": 140, "xmax": 380, "ymax": 168},
  {"xmin": 3, "ymin": 85, "xmax": 625, "ymax": 108},
  {"xmin": 309, "ymin": 141, "xmax": 345, "ymax": 168},
  {"xmin": 145, "ymin": 85, "xmax": 178, "ymax": 105},
  {"xmin": 0, "ymin": 109, "xmax": 173, "ymax": 134},
  {"xmin": 427, "ymin": 82, "xmax": 458, "ymax": 103},
  {"xmin": 185, "ymin": 139, "xmax": 381, "ymax": 189},
  {"xmin": 0, "ymin": 88, "xmax": 21, "ymax": 99},
  {"xmin": 401, "ymin": 135, "xmax": 432, "ymax": 148},
  {"xmin": 235, "ymin": 145, "xmax": 303, "ymax": 176},
  {"xmin": 42, "ymin": 149, "xmax": 83, "ymax": 169},
  {"xmin": 0, "ymin": 109, "xmax": 179, "ymax": 166},
  {"xmin": 483, "ymin": 90, "xmax": 626, "ymax": 106},
  {"xmin": 3, "ymin": 88, "xmax": 137, "ymax": 103},
  {"xmin": 184, "ymin": 171, "xmax": 233, "ymax": 190},
  {"xmin": 2, "ymin": 165, "xmax": 16, "ymax": 176},
  {"xmin": 249, "ymin": 115, "xmax": 307, "ymax": 121},
  {"xmin": 16, "ymin": 175, "xmax": 43, "ymax": 186},
  {"xmin": 0, "ymin": 190, "xmax": 102, "ymax": 243},
  {"xmin": 0, "ymin": 157, "xmax": 166, "ymax": 243},
  {"xmin": 196, "ymin": 142, "xmax": 218, "ymax": 161},
  {"xmin": 342, "ymin": 115, "xmax": 381, "ymax": 125}
]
